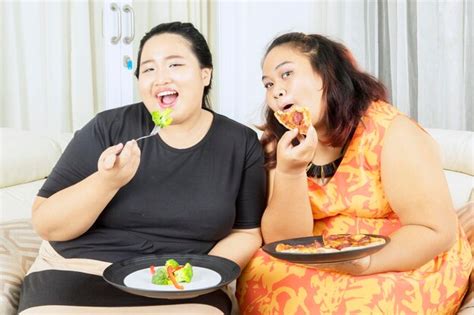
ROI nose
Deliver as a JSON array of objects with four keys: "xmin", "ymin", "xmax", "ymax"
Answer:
[
  {"xmin": 273, "ymin": 87, "xmax": 286, "ymax": 99},
  {"xmin": 153, "ymin": 69, "xmax": 171, "ymax": 86}
]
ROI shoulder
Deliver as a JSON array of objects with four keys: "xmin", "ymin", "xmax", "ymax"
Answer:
[
  {"xmin": 212, "ymin": 113, "xmax": 263, "ymax": 161},
  {"xmin": 213, "ymin": 113, "xmax": 260, "ymax": 142},
  {"xmin": 383, "ymin": 115, "xmax": 441, "ymax": 165},
  {"xmin": 76, "ymin": 102, "xmax": 145, "ymax": 146},
  {"xmin": 363, "ymin": 101, "xmax": 401, "ymax": 127},
  {"xmin": 95, "ymin": 102, "xmax": 144, "ymax": 125}
]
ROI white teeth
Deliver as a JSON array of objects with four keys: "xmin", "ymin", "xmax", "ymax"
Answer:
[{"xmin": 157, "ymin": 91, "xmax": 177, "ymax": 97}]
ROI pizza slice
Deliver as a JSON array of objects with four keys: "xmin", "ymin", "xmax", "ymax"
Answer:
[
  {"xmin": 274, "ymin": 105, "xmax": 311, "ymax": 135},
  {"xmin": 323, "ymin": 234, "xmax": 385, "ymax": 251},
  {"xmin": 274, "ymin": 234, "xmax": 386, "ymax": 254},
  {"xmin": 275, "ymin": 240, "xmax": 325, "ymax": 254}
]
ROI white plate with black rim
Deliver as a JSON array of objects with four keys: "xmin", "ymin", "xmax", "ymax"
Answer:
[
  {"xmin": 262, "ymin": 234, "xmax": 390, "ymax": 264},
  {"xmin": 103, "ymin": 254, "xmax": 240, "ymax": 299}
]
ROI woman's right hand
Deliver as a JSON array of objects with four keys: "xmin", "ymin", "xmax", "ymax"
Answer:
[
  {"xmin": 275, "ymin": 125, "xmax": 318, "ymax": 175},
  {"xmin": 97, "ymin": 140, "xmax": 141, "ymax": 189}
]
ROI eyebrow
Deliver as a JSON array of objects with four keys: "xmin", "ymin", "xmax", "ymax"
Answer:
[
  {"xmin": 262, "ymin": 61, "xmax": 293, "ymax": 81},
  {"xmin": 140, "ymin": 55, "xmax": 185, "ymax": 66}
]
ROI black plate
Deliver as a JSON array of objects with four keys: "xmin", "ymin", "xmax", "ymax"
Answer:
[
  {"xmin": 262, "ymin": 234, "xmax": 390, "ymax": 263},
  {"xmin": 103, "ymin": 254, "xmax": 240, "ymax": 299}
]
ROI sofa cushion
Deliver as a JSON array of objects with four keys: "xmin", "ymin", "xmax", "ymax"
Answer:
[
  {"xmin": 0, "ymin": 128, "xmax": 72, "ymax": 188},
  {"xmin": 0, "ymin": 180, "xmax": 45, "ymax": 222},
  {"xmin": 0, "ymin": 220, "xmax": 42, "ymax": 315},
  {"xmin": 427, "ymin": 128, "xmax": 473, "ymax": 176},
  {"xmin": 445, "ymin": 170, "xmax": 474, "ymax": 209}
]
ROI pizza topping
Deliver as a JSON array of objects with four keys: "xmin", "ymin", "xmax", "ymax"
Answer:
[
  {"xmin": 275, "ymin": 234, "xmax": 386, "ymax": 254},
  {"xmin": 292, "ymin": 111, "xmax": 303, "ymax": 125},
  {"xmin": 274, "ymin": 105, "xmax": 311, "ymax": 135}
]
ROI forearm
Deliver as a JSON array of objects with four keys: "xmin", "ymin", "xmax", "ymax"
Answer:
[
  {"xmin": 208, "ymin": 229, "xmax": 262, "ymax": 270},
  {"xmin": 32, "ymin": 172, "xmax": 120, "ymax": 241},
  {"xmin": 360, "ymin": 224, "xmax": 456, "ymax": 275},
  {"xmin": 262, "ymin": 170, "xmax": 313, "ymax": 243}
]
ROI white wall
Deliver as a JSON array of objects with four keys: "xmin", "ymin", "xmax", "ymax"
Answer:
[{"xmin": 214, "ymin": 1, "xmax": 318, "ymax": 127}]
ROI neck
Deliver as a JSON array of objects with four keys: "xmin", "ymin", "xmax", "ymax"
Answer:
[
  {"xmin": 159, "ymin": 109, "xmax": 213, "ymax": 149},
  {"xmin": 311, "ymin": 143, "xmax": 342, "ymax": 165}
]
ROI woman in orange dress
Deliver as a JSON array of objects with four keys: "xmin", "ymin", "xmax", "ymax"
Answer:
[{"xmin": 237, "ymin": 32, "xmax": 471, "ymax": 314}]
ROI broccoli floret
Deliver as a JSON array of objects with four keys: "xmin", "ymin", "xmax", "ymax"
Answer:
[
  {"xmin": 165, "ymin": 259, "xmax": 180, "ymax": 268},
  {"xmin": 174, "ymin": 263, "xmax": 193, "ymax": 283},
  {"xmin": 151, "ymin": 109, "xmax": 173, "ymax": 128},
  {"xmin": 151, "ymin": 268, "xmax": 170, "ymax": 285}
]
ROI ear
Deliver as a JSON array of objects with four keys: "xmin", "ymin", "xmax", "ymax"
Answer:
[{"xmin": 201, "ymin": 68, "xmax": 212, "ymax": 87}]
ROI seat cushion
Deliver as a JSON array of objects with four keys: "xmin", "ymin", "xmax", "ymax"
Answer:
[
  {"xmin": 445, "ymin": 170, "xmax": 474, "ymax": 209},
  {"xmin": 0, "ymin": 180, "xmax": 45, "ymax": 222},
  {"xmin": 0, "ymin": 219, "xmax": 42, "ymax": 315}
]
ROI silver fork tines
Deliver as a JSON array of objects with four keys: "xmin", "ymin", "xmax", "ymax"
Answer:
[{"xmin": 136, "ymin": 125, "xmax": 160, "ymax": 142}]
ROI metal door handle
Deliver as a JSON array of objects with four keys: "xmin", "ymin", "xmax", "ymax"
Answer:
[
  {"xmin": 110, "ymin": 3, "xmax": 122, "ymax": 44},
  {"xmin": 122, "ymin": 4, "xmax": 135, "ymax": 45}
]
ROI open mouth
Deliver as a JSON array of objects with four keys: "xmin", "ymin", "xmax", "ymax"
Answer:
[
  {"xmin": 282, "ymin": 104, "xmax": 294, "ymax": 111},
  {"xmin": 157, "ymin": 90, "xmax": 179, "ymax": 108}
]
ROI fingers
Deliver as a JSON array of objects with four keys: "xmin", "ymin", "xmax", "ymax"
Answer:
[
  {"xmin": 116, "ymin": 140, "xmax": 140, "ymax": 169},
  {"xmin": 304, "ymin": 125, "xmax": 318, "ymax": 144},
  {"xmin": 278, "ymin": 128, "xmax": 299, "ymax": 150},
  {"xmin": 100, "ymin": 143, "xmax": 124, "ymax": 170},
  {"xmin": 103, "ymin": 154, "xmax": 117, "ymax": 170}
]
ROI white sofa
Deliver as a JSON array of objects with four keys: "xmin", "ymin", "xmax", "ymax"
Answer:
[{"xmin": 0, "ymin": 127, "xmax": 473, "ymax": 314}]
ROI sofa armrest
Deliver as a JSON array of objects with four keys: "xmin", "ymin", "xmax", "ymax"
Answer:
[{"xmin": 0, "ymin": 219, "xmax": 42, "ymax": 315}]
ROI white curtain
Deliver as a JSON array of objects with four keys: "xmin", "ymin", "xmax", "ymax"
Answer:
[
  {"xmin": 0, "ymin": 0, "xmax": 212, "ymax": 133},
  {"xmin": 382, "ymin": 0, "xmax": 472, "ymax": 130},
  {"xmin": 0, "ymin": 1, "xmax": 104, "ymax": 133},
  {"xmin": 214, "ymin": 0, "xmax": 472, "ymax": 131},
  {"xmin": 2, "ymin": 1, "xmax": 471, "ymax": 133}
]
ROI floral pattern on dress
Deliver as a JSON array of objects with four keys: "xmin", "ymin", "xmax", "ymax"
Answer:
[{"xmin": 237, "ymin": 102, "xmax": 472, "ymax": 315}]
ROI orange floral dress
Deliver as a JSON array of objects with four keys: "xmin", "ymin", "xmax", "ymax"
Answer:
[{"xmin": 237, "ymin": 102, "xmax": 472, "ymax": 314}]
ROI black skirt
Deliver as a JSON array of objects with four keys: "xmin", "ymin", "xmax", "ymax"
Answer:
[
  {"xmin": 18, "ymin": 242, "xmax": 232, "ymax": 314},
  {"xmin": 19, "ymin": 270, "xmax": 231, "ymax": 314}
]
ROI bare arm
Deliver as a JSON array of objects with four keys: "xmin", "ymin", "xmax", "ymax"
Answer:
[
  {"xmin": 208, "ymin": 228, "xmax": 262, "ymax": 270},
  {"xmin": 314, "ymin": 116, "xmax": 457, "ymax": 275},
  {"xmin": 261, "ymin": 127, "xmax": 318, "ymax": 243},
  {"xmin": 362, "ymin": 116, "xmax": 457, "ymax": 274},
  {"xmin": 261, "ymin": 169, "xmax": 314, "ymax": 243},
  {"xmin": 32, "ymin": 141, "xmax": 141, "ymax": 241}
]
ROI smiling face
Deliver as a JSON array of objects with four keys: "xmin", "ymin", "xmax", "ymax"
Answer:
[
  {"xmin": 138, "ymin": 33, "xmax": 212, "ymax": 124},
  {"xmin": 262, "ymin": 44, "xmax": 325, "ymax": 127}
]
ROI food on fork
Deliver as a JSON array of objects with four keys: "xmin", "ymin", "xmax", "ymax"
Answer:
[
  {"xmin": 275, "ymin": 234, "xmax": 386, "ymax": 254},
  {"xmin": 274, "ymin": 105, "xmax": 311, "ymax": 135},
  {"xmin": 150, "ymin": 259, "xmax": 193, "ymax": 290},
  {"xmin": 151, "ymin": 108, "xmax": 173, "ymax": 128}
]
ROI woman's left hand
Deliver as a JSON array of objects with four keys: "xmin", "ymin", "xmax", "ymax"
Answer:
[{"xmin": 303, "ymin": 255, "xmax": 371, "ymax": 275}]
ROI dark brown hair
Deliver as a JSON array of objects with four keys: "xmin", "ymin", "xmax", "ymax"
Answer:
[{"xmin": 261, "ymin": 33, "xmax": 387, "ymax": 169}]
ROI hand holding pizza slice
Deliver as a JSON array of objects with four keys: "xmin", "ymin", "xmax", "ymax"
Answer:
[{"xmin": 274, "ymin": 105, "xmax": 312, "ymax": 135}]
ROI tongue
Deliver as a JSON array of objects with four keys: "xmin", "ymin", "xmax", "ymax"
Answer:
[{"xmin": 162, "ymin": 94, "xmax": 177, "ymax": 105}]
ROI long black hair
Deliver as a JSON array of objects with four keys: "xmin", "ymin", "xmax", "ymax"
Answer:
[{"xmin": 134, "ymin": 22, "xmax": 213, "ymax": 109}]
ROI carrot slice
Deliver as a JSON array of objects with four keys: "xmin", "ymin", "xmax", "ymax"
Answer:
[
  {"xmin": 167, "ymin": 266, "xmax": 184, "ymax": 290},
  {"xmin": 150, "ymin": 265, "xmax": 155, "ymax": 275}
]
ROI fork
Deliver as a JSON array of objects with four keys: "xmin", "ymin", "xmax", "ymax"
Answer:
[{"xmin": 135, "ymin": 125, "xmax": 160, "ymax": 142}]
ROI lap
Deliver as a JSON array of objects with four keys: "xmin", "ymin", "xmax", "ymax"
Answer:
[{"xmin": 19, "ymin": 269, "xmax": 231, "ymax": 314}]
